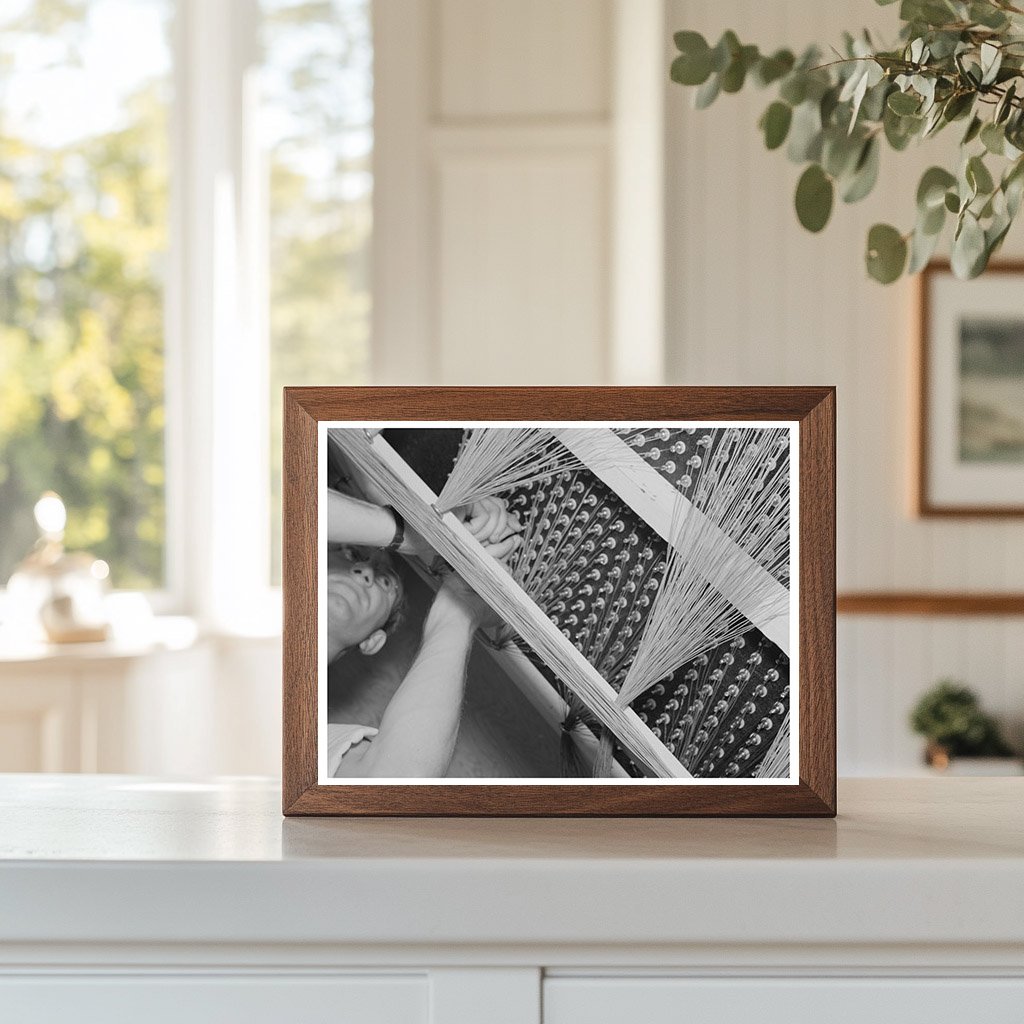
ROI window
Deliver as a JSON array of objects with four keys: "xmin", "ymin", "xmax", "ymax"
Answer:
[
  {"xmin": 0, "ymin": 0, "xmax": 374, "ymax": 621},
  {"xmin": 261, "ymin": 0, "xmax": 373, "ymax": 582},
  {"xmin": 0, "ymin": 0, "xmax": 173, "ymax": 589}
]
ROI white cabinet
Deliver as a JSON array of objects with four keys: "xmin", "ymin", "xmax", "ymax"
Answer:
[
  {"xmin": 0, "ymin": 625, "xmax": 281, "ymax": 776},
  {"xmin": 0, "ymin": 975, "xmax": 428, "ymax": 1024},
  {"xmin": 544, "ymin": 977, "xmax": 1024, "ymax": 1024},
  {"xmin": 1, "ymin": 777, "xmax": 1022, "ymax": 1024}
]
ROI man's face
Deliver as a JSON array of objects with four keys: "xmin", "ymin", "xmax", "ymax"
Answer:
[{"xmin": 326, "ymin": 545, "xmax": 401, "ymax": 660}]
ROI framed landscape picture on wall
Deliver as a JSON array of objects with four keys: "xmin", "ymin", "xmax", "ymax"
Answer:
[
  {"xmin": 918, "ymin": 262, "xmax": 1024, "ymax": 516},
  {"xmin": 282, "ymin": 387, "xmax": 836, "ymax": 816}
]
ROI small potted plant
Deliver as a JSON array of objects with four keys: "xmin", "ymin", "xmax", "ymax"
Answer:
[{"xmin": 910, "ymin": 680, "xmax": 1020, "ymax": 774}]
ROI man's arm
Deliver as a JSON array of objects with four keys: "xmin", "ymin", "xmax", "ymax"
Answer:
[
  {"xmin": 326, "ymin": 489, "xmax": 401, "ymax": 548},
  {"xmin": 334, "ymin": 579, "xmax": 481, "ymax": 778},
  {"xmin": 328, "ymin": 487, "xmax": 522, "ymax": 556}
]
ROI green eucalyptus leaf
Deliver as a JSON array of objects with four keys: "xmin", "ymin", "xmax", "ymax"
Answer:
[
  {"xmin": 779, "ymin": 73, "xmax": 807, "ymax": 106},
  {"xmin": 671, "ymin": 33, "xmax": 713, "ymax": 86},
  {"xmin": 943, "ymin": 92, "xmax": 974, "ymax": 123},
  {"xmin": 908, "ymin": 221, "xmax": 943, "ymax": 273},
  {"xmin": 694, "ymin": 73, "xmax": 721, "ymax": 109},
  {"xmin": 822, "ymin": 128, "xmax": 863, "ymax": 178},
  {"xmin": 795, "ymin": 164, "xmax": 834, "ymax": 232},
  {"xmin": 754, "ymin": 49, "xmax": 795, "ymax": 87},
  {"xmin": 884, "ymin": 106, "xmax": 923, "ymax": 150},
  {"xmin": 967, "ymin": 154, "xmax": 995, "ymax": 195},
  {"xmin": 861, "ymin": 80, "xmax": 892, "ymax": 122},
  {"xmin": 921, "ymin": 199, "xmax": 946, "ymax": 235},
  {"xmin": 981, "ymin": 121, "xmax": 1006, "ymax": 155},
  {"xmin": 820, "ymin": 85, "xmax": 841, "ymax": 126},
  {"xmin": 842, "ymin": 137, "xmax": 881, "ymax": 203},
  {"xmin": 917, "ymin": 166, "xmax": 957, "ymax": 210},
  {"xmin": 721, "ymin": 44, "xmax": 758, "ymax": 93},
  {"xmin": 951, "ymin": 212, "xmax": 986, "ymax": 278},
  {"xmin": 866, "ymin": 223, "xmax": 908, "ymax": 283},
  {"xmin": 888, "ymin": 90, "xmax": 921, "ymax": 115},
  {"xmin": 787, "ymin": 100, "xmax": 824, "ymax": 162},
  {"xmin": 926, "ymin": 30, "xmax": 962, "ymax": 60},
  {"xmin": 962, "ymin": 115, "xmax": 983, "ymax": 145},
  {"xmin": 970, "ymin": 2, "xmax": 1009, "ymax": 29},
  {"xmin": 944, "ymin": 190, "xmax": 961, "ymax": 214},
  {"xmin": 980, "ymin": 41, "xmax": 1002, "ymax": 86},
  {"xmin": 760, "ymin": 101, "xmax": 793, "ymax": 150},
  {"xmin": 674, "ymin": 29, "xmax": 706, "ymax": 53},
  {"xmin": 710, "ymin": 30, "xmax": 741, "ymax": 73},
  {"xmin": 995, "ymin": 82, "xmax": 1017, "ymax": 125}
]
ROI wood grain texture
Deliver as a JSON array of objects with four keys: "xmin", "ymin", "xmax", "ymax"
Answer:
[
  {"xmin": 838, "ymin": 592, "xmax": 1024, "ymax": 616},
  {"xmin": 282, "ymin": 386, "xmax": 836, "ymax": 817},
  {"xmin": 916, "ymin": 260, "xmax": 1024, "ymax": 518}
]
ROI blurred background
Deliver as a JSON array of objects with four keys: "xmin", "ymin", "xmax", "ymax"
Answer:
[{"xmin": 0, "ymin": 0, "xmax": 1021, "ymax": 778}]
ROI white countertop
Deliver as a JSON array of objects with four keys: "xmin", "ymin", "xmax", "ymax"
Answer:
[{"xmin": 1, "ymin": 775, "xmax": 1022, "ymax": 951}]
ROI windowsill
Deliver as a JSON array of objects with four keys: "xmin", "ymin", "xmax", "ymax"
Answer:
[{"xmin": 0, "ymin": 615, "xmax": 202, "ymax": 665}]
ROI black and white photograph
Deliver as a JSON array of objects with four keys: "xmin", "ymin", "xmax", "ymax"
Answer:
[{"xmin": 319, "ymin": 422, "xmax": 797, "ymax": 783}]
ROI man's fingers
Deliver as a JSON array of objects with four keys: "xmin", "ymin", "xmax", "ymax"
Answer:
[{"xmin": 484, "ymin": 534, "xmax": 522, "ymax": 561}]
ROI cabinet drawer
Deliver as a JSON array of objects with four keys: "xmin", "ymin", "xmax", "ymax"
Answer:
[
  {"xmin": 544, "ymin": 977, "xmax": 1024, "ymax": 1024},
  {"xmin": 0, "ymin": 974, "xmax": 427, "ymax": 1024}
]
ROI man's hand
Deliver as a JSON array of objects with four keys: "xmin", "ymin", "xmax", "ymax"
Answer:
[
  {"xmin": 455, "ymin": 496, "xmax": 522, "ymax": 547},
  {"xmin": 435, "ymin": 532, "xmax": 520, "ymax": 630}
]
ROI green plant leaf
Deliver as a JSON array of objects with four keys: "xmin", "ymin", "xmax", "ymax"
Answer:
[
  {"xmin": 951, "ymin": 212, "xmax": 986, "ymax": 278},
  {"xmin": 908, "ymin": 221, "xmax": 942, "ymax": 273},
  {"xmin": 760, "ymin": 101, "xmax": 792, "ymax": 150},
  {"xmin": 980, "ymin": 41, "xmax": 1002, "ymax": 86},
  {"xmin": 967, "ymin": 154, "xmax": 995, "ymax": 195},
  {"xmin": 721, "ymin": 44, "xmax": 759, "ymax": 93},
  {"xmin": 671, "ymin": 32, "xmax": 712, "ymax": 85},
  {"xmin": 942, "ymin": 91, "xmax": 974, "ymax": 123},
  {"xmin": 917, "ymin": 166, "xmax": 957, "ymax": 211},
  {"xmin": 779, "ymin": 74, "xmax": 807, "ymax": 106},
  {"xmin": 795, "ymin": 164, "xmax": 834, "ymax": 232},
  {"xmin": 710, "ymin": 30, "xmax": 740, "ymax": 73},
  {"xmin": 995, "ymin": 82, "xmax": 1017, "ymax": 125},
  {"xmin": 884, "ymin": 106, "xmax": 922, "ymax": 150},
  {"xmin": 970, "ymin": 2, "xmax": 1009, "ymax": 29},
  {"xmin": 944, "ymin": 190, "xmax": 961, "ymax": 213},
  {"xmin": 842, "ymin": 136, "xmax": 880, "ymax": 203},
  {"xmin": 866, "ymin": 223, "xmax": 907, "ymax": 283},
  {"xmin": 981, "ymin": 121, "xmax": 1006, "ymax": 155},
  {"xmin": 962, "ymin": 115, "xmax": 983, "ymax": 145},
  {"xmin": 921, "ymin": 199, "xmax": 946, "ymax": 235},
  {"xmin": 694, "ymin": 73, "xmax": 721, "ymax": 109},
  {"xmin": 754, "ymin": 49, "xmax": 794, "ymax": 87},
  {"xmin": 822, "ymin": 128, "xmax": 863, "ymax": 178},
  {"xmin": 888, "ymin": 90, "xmax": 921, "ymax": 115},
  {"xmin": 787, "ymin": 100, "xmax": 823, "ymax": 162}
]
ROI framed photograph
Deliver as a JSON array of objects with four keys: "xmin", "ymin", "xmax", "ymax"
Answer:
[
  {"xmin": 917, "ymin": 261, "xmax": 1024, "ymax": 516},
  {"xmin": 283, "ymin": 387, "xmax": 835, "ymax": 816}
]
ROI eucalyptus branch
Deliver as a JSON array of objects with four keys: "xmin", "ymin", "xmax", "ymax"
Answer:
[{"xmin": 670, "ymin": 0, "xmax": 1024, "ymax": 282}]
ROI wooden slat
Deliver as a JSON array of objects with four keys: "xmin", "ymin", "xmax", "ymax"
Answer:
[
  {"xmin": 554, "ymin": 427, "xmax": 791, "ymax": 655},
  {"xmin": 335, "ymin": 431, "xmax": 689, "ymax": 778},
  {"xmin": 838, "ymin": 592, "xmax": 1024, "ymax": 616}
]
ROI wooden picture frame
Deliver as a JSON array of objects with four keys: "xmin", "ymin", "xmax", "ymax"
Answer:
[
  {"xmin": 917, "ymin": 260, "xmax": 1024, "ymax": 517},
  {"xmin": 283, "ymin": 387, "xmax": 836, "ymax": 816}
]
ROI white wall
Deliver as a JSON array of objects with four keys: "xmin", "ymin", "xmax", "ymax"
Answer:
[
  {"xmin": 373, "ymin": 0, "xmax": 665, "ymax": 386},
  {"xmin": 665, "ymin": 0, "xmax": 1024, "ymax": 772}
]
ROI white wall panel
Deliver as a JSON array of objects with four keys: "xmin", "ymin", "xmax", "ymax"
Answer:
[
  {"xmin": 437, "ymin": 151, "xmax": 608, "ymax": 384},
  {"xmin": 665, "ymin": 0, "xmax": 1024, "ymax": 773},
  {"xmin": 438, "ymin": 0, "xmax": 610, "ymax": 120}
]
